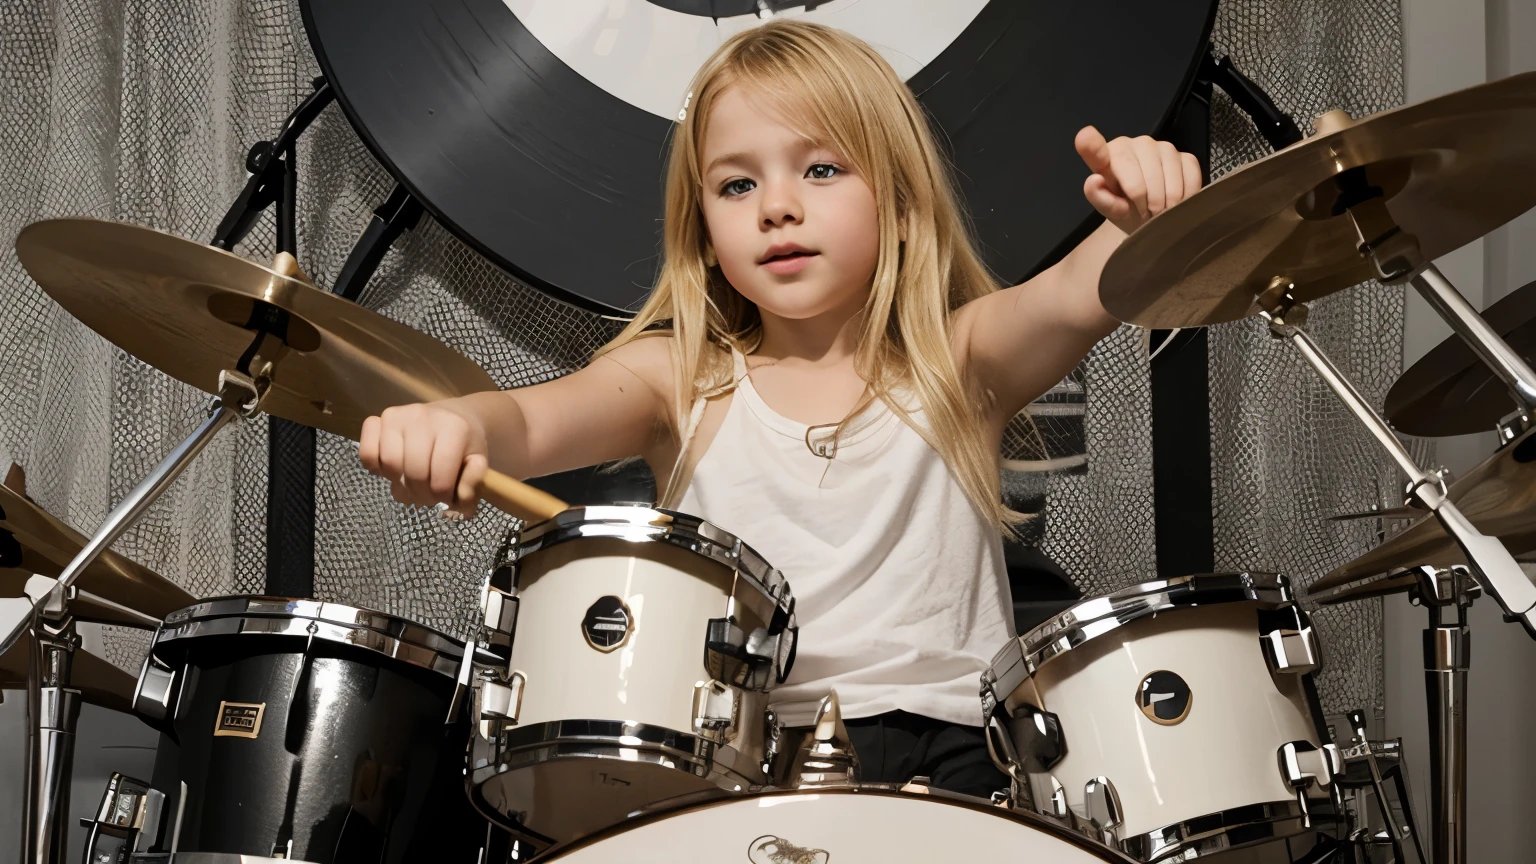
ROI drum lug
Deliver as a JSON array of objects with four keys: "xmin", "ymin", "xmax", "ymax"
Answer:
[
  {"xmin": 1259, "ymin": 606, "xmax": 1321, "ymax": 674},
  {"xmin": 1083, "ymin": 776, "xmax": 1124, "ymax": 846},
  {"xmin": 1278, "ymin": 740, "xmax": 1342, "ymax": 827},
  {"xmin": 132, "ymin": 653, "xmax": 178, "ymax": 724},
  {"xmin": 691, "ymin": 679, "xmax": 739, "ymax": 743},
  {"xmin": 478, "ymin": 669, "xmax": 525, "ymax": 735},
  {"xmin": 761, "ymin": 709, "xmax": 783, "ymax": 773},
  {"xmin": 79, "ymin": 773, "xmax": 161, "ymax": 863},
  {"xmin": 704, "ymin": 617, "xmax": 780, "ymax": 691}
]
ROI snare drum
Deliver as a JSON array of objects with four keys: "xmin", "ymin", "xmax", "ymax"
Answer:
[
  {"xmin": 465, "ymin": 506, "xmax": 797, "ymax": 854},
  {"xmin": 131, "ymin": 596, "xmax": 500, "ymax": 863},
  {"xmin": 540, "ymin": 784, "xmax": 1131, "ymax": 863},
  {"xmin": 983, "ymin": 574, "xmax": 1341, "ymax": 861}
]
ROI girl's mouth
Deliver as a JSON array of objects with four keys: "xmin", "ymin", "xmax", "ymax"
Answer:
[{"xmin": 761, "ymin": 251, "xmax": 818, "ymax": 274}]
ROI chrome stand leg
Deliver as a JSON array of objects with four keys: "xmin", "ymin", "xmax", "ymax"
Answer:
[
  {"xmin": 22, "ymin": 616, "xmax": 80, "ymax": 864},
  {"xmin": 1424, "ymin": 606, "xmax": 1469, "ymax": 864},
  {"xmin": 1408, "ymin": 264, "xmax": 1536, "ymax": 411}
]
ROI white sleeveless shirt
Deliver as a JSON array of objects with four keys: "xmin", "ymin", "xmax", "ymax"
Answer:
[{"xmin": 673, "ymin": 353, "xmax": 1013, "ymax": 728}]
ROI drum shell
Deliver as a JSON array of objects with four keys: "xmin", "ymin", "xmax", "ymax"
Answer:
[
  {"xmin": 1006, "ymin": 602, "xmax": 1319, "ymax": 839},
  {"xmin": 142, "ymin": 632, "xmax": 488, "ymax": 863},
  {"xmin": 511, "ymin": 535, "xmax": 770, "ymax": 755}
]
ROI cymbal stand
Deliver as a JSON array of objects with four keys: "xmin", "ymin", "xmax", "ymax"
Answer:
[
  {"xmin": 1260, "ymin": 295, "xmax": 1528, "ymax": 864},
  {"xmin": 1409, "ymin": 566, "xmax": 1478, "ymax": 864},
  {"xmin": 2, "ymin": 366, "xmax": 268, "ymax": 864},
  {"xmin": 20, "ymin": 601, "xmax": 79, "ymax": 864}
]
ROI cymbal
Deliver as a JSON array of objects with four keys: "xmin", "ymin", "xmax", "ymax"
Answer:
[
  {"xmin": 1314, "ymin": 424, "xmax": 1536, "ymax": 592},
  {"xmin": 15, "ymin": 219, "xmax": 497, "ymax": 440},
  {"xmin": 0, "ymin": 468, "xmax": 192, "ymax": 622},
  {"xmin": 1385, "ymin": 278, "xmax": 1536, "ymax": 436},
  {"xmin": 0, "ymin": 625, "xmax": 136, "ymax": 713},
  {"xmin": 1312, "ymin": 572, "xmax": 1420, "ymax": 606},
  {"xmin": 1100, "ymin": 71, "xmax": 1536, "ymax": 328},
  {"xmin": 1327, "ymin": 506, "xmax": 1420, "ymax": 523}
]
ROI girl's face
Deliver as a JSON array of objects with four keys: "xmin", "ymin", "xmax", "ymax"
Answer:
[{"xmin": 698, "ymin": 86, "xmax": 881, "ymax": 323}]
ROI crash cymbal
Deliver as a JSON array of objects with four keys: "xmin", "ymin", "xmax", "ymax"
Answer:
[
  {"xmin": 0, "ymin": 466, "xmax": 192, "ymax": 621},
  {"xmin": 1314, "ymin": 424, "xmax": 1536, "ymax": 592},
  {"xmin": 15, "ymin": 218, "xmax": 497, "ymax": 440},
  {"xmin": 1100, "ymin": 71, "xmax": 1536, "ymax": 328},
  {"xmin": 1385, "ymin": 277, "xmax": 1536, "ymax": 436}
]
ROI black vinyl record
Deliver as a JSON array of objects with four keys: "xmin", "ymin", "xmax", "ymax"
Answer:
[{"xmin": 302, "ymin": 1, "xmax": 1216, "ymax": 315}]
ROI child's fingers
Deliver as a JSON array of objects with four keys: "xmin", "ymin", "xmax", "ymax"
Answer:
[
  {"xmin": 1158, "ymin": 141, "xmax": 1185, "ymax": 209},
  {"xmin": 359, "ymin": 415, "xmax": 381, "ymax": 474},
  {"xmin": 456, "ymin": 454, "xmax": 488, "ymax": 519},
  {"xmin": 401, "ymin": 424, "xmax": 439, "ymax": 505},
  {"xmin": 1131, "ymin": 137, "xmax": 1165, "ymax": 215},
  {"xmin": 1074, "ymin": 126, "xmax": 1114, "ymax": 182},
  {"xmin": 1083, "ymin": 175, "xmax": 1131, "ymax": 222},
  {"xmin": 430, "ymin": 422, "xmax": 469, "ymax": 503},
  {"xmin": 1181, "ymin": 151, "xmax": 1203, "ymax": 200},
  {"xmin": 1108, "ymin": 137, "xmax": 1147, "ymax": 218}
]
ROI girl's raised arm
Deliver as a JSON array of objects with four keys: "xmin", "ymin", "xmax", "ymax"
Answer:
[
  {"xmin": 956, "ymin": 127, "xmax": 1201, "ymax": 427},
  {"xmin": 359, "ymin": 334, "xmax": 676, "ymax": 516}
]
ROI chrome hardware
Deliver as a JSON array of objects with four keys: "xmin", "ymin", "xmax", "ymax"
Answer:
[
  {"xmin": 1497, "ymin": 407, "xmax": 1531, "ymax": 444},
  {"xmin": 762, "ymin": 709, "xmax": 783, "ymax": 774},
  {"xmin": 704, "ymin": 617, "xmax": 790, "ymax": 692},
  {"xmin": 1122, "ymin": 800, "xmax": 1313, "ymax": 861},
  {"xmin": 80, "ymin": 773, "xmax": 153, "ymax": 864},
  {"xmin": 1047, "ymin": 776, "xmax": 1070, "ymax": 820},
  {"xmin": 1279, "ymin": 740, "xmax": 1341, "ymax": 827},
  {"xmin": 132, "ymin": 652, "xmax": 179, "ymax": 723},
  {"xmin": 692, "ymin": 679, "xmax": 739, "ymax": 742},
  {"xmin": 479, "ymin": 670, "xmax": 525, "ymax": 727},
  {"xmin": 1258, "ymin": 606, "xmax": 1321, "ymax": 674},
  {"xmin": 1083, "ymin": 776, "xmax": 1123, "ymax": 846},
  {"xmin": 789, "ymin": 691, "xmax": 859, "ymax": 788},
  {"xmin": 481, "ymin": 587, "xmax": 519, "ymax": 647}
]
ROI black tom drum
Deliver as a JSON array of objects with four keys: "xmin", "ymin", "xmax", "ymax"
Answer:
[{"xmin": 131, "ymin": 596, "xmax": 502, "ymax": 863}]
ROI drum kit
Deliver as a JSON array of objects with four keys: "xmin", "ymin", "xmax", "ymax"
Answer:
[{"xmin": 5, "ymin": 59, "xmax": 1536, "ymax": 864}]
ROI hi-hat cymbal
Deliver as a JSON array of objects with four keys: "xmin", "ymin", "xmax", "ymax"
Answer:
[
  {"xmin": 0, "ymin": 469, "xmax": 191, "ymax": 623},
  {"xmin": 1314, "ymin": 425, "xmax": 1536, "ymax": 592},
  {"xmin": 1385, "ymin": 278, "xmax": 1536, "ymax": 436},
  {"xmin": 1100, "ymin": 71, "xmax": 1536, "ymax": 328},
  {"xmin": 15, "ymin": 218, "xmax": 497, "ymax": 440}
]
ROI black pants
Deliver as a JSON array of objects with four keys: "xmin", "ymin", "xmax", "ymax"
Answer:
[{"xmin": 832, "ymin": 710, "xmax": 1010, "ymax": 800}]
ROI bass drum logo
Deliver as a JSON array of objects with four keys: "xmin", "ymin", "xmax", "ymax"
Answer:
[
  {"xmin": 582, "ymin": 595, "xmax": 634, "ymax": 652},
  {"xmin": 748, "ymin": 834, "xmax": 830, "ymax": 864}
]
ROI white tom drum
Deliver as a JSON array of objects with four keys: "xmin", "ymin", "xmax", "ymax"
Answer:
[
  {"xmin": 539, "ymin": 785, "xmax": 1133, "ymax": 863},
  {"xmin": 464, "ymin": 506, "xmax": 798, "ymax": 855},
  {"xmin": 982, "ymin": 573, "xmax": 1341, "ymax": 861}
]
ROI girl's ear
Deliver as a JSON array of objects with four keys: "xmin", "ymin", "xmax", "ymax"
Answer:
[{"xmin": 703, "ymin": 243, "xmax": 718, "ymax": 267}]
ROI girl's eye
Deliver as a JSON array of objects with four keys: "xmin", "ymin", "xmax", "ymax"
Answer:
[
  {"xmin": 807, "ymin": 163, "xmax": 840, "ymax": 180},
  {"xmin": 721, "ymin": 178, "xmax": 756, "ymax": 197}
]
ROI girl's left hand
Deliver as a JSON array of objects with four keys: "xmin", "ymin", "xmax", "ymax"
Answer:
[{"xmin": 1074, "ymin": 126, "xmax": 1202, "ymax": 235}]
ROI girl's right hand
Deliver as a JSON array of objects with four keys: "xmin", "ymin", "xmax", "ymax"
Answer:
[{"xmin": 358, "ymin": 400, "xmax": 491, "ymax": 517}]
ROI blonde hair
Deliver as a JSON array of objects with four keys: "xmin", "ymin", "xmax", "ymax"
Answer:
[{"xmin": 597, "ymin": 19, "xmax": 1015, "ymax": 527}]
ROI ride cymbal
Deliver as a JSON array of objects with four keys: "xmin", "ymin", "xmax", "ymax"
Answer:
[
  {"xmin": 1314, "ymin": 425, "xmax": 1536, "ymax": 592},
  {"xmin": 1100, "ymin": 71, "xmax": 1536, "ymax": 328},
  {"xmin": 1385, "ymin": 277, "xmax": 1536, "ymax": 436},
  {"xmin": 15, "ymin": 219, "xmax": 497, "ymax": 440}
]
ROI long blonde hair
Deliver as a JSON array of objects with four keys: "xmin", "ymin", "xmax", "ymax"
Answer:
[{"xmin": 597, "ymin": 19, "xmax": 1015, "ymax": 527}]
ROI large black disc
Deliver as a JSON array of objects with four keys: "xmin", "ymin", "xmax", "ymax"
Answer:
[{"xmin": 302, "ymin": 1, "xmax": 1216, "ymax": 315}]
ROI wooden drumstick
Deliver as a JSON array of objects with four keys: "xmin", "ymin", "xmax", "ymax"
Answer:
[{"xmin": 476, "ymin": 468, "xmax": 568, "ymax": 523}]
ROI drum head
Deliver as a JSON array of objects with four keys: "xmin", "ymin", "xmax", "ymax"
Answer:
[
  {"xmin": 542, "ymin": 787, "xmax": 1123, "ymax": 862},
  {"xmin": 301, "ymin": 1, "xmax": 1216, "ymax": 313}
]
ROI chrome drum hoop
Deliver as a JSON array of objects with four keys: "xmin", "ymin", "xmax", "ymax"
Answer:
[
  {"xmin": 1121, "ymin": 799, "xmax": 1332, "ymax": 861},
  {"xmin": 152, "ymin": 596, "xmax": 465, "ymax": 679},
  {"xmin": 1001, "ymin": 572, "xmax": 1295, "ymax": 678},
  {"xmin": 504, "ymin": 506, "xmax": 794, "ymax": 627}
]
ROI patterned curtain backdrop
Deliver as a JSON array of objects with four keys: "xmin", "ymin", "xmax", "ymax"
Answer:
[
  {"xmin": 1205, "ymin": 0, "xmax": 1412, "ymax": 717},
  {"xmin": 0, "ymin": 0, "xmax": 1406, "ymax": 717}
]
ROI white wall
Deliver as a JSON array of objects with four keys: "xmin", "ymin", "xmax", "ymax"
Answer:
[{"xmin": 1389, "ymin": 2, "xmax": 1536, "ymax": 861}]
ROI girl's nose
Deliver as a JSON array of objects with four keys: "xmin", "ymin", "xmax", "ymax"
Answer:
[{"xmin": 759, "ymin": 182, "xmax": 803, "ymax": 228}]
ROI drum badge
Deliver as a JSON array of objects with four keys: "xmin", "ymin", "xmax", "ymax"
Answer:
[
  {"xmin": 748, "ymin": 835, "xmax": 830, "ymax": 864},
  {"xmin": 1137, "ymin": 671, "xmax": 1193, "ymax": 726},
  {"xmin": 213, "ymin": 701, "xmax": 266, "ymax": 738},
  {"xmin": 581, "ymin": 596, "xmax": 634, "ymax": 652}
]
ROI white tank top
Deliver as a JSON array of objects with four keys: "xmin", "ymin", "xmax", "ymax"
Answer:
[{"xmin": 674, "ymin": 353, "xmax": 1013, "ymax": 728}]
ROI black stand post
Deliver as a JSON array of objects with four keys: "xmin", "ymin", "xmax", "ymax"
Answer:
[{"xmin": 211, "ymin": 78, "xmax": 428, "ymax": 597}]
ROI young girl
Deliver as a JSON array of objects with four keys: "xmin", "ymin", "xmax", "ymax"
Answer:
[{"xmin": 359, "ymin": 20, "xmax": 1200, "ymax": 798}]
